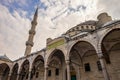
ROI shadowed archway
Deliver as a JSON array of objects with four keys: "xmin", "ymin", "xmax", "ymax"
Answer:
[
  {"xmin": 101, "ymin": 29, "xmax": 120, "ymax": 64},
  {"xmin": 47, "ymin": 49, "xmax": 66, "ymax": 80},
  {"xmin": 69, "ymin": 41, "xmax": 101, "ymax": 80},
  {"xmin": 0, "ymin": 63, "xmax": 10, "ymax": 80},
  {"xmin": 10, "ymin": 63, "xmax": 19, "ymax": 80},
  {"xmin": 101, "ymin": 29, "xmax": 120, "ymax": 80},
  {"xmin": 18, "ymin": 60, "xmax": 30, "ymax": 80},
  {"xmin": 31, "ymin": 55, "xmax": 44, "ymax": 80}
]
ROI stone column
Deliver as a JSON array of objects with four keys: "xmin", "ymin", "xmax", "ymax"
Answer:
[
  {"xmin": 16, "ymin": 72, "xmax": 20, "ymax": 80},
  {"xmin": 16, "ymin": 67, "xmax": 21, "ymax": 80},
  {"xmin": 62, "ymin": 64, "xmax": 66, "ymax": 80},
  {"xmin": 99, "ymin": 53, "xmax": 110, "ymax": 80},
  {"xmin": 76, "ymin": 67, "xmax": 80, "ymax": 80},
  {"xmin": 66, "ymin": 60, "xmax": 71, "ymax": 80},
  {"xmin": 7, "ymin": 73, "xmax": 11, "ymax": 80},
  {"xmin": 44, "ymin": 65, "xmax": 48, "ymax": 80},
  {"xmin": 0, "ymin": 74, "xmax": 2, "ymax": 80},
  {"xmin": 28, "ymin": 69, "xmax": 32, "ymax": 80},
  {"xmin": 79, "ymin": 66, "xmax": 83, "ymax": 80}
]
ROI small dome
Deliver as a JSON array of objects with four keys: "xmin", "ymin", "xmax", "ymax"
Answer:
[
  {"xmin": 0, "ymin": 55, "xmax": 12, "ymax": 62},
  {"xmin": 96, "ymin": 12, "xmax": 112, "ymax": 27}
]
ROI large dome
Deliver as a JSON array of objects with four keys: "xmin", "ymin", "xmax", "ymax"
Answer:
[{"xmin": 65, "ymin": 20, "xmax": 97, "ymax": 37}]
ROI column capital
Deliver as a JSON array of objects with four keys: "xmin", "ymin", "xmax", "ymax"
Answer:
[
  {"xmin": 66, "ymin": 60, "xmax": 70, "ymax": 65},
  {"xmin": 29, "ymin": 30, "xmax": 36, "ymax": 35},
  {"xmin": 45, "ymin": 65, "xmax": 48, "ymax": 69},
  {"xmin": 29, "ymin": 68, "xmax": 32, "ymax": 73},
  {"xmin": 8, "ymin": 73, "xmax": 12, "ymax": 76},
  {"xmin": 98, "ymin": 53, "xmax": 104, "ymax": 59},
  {"xmin": 26, "ymin": 41, "xmax": 34, "ymax": 46}
]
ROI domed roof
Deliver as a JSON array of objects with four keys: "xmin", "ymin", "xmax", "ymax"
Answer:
[
  {"xmin": 65, "ymin": 20, "xmax": 97, "ymax": 37},
  {"xmin": 0, "ymin": 55, "xmax": 12, "ymax": 62}
]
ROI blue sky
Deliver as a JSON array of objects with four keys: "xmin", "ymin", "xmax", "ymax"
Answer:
[
  {"xmin": 0, "ymin": 0, "xmax": 120, "ymax": 60},
  {"xmin": 0, "ymin": 0, "xmax": 41, "ymax": 19}
]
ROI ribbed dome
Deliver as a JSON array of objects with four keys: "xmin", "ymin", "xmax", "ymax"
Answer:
[{"xmin": 65, "ymin": 20, "xmax": 96, "ymax": 37}]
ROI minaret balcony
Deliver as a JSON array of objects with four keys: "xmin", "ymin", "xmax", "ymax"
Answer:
[
  {"xmin": 29, "ymin": 30, "xmax": 36, "ymax": 35},
  {"xmin": 31, "ymin": 21, "xmax": 37, "ymax": 25},
  {"xmin": 26, "ymin": 41, "xmax": 34, "ymax": 46}
]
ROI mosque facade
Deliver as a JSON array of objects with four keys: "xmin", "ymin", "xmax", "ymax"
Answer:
[{"xmin": 0, "ymin": 8, "xmax": 120, "ymax": 80}]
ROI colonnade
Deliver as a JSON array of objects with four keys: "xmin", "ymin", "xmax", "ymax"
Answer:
[{"xmin": 0, "ymin": 28, "xmax": 120, "ymax": 80}]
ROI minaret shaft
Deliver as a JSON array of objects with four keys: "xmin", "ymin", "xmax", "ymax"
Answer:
[{"xmin": 24, "ymin": 8, "xmax": 38, "ymax": 56}]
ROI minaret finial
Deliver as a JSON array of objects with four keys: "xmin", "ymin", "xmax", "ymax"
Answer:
[
  {"xmin": 35, "ymin": 6, "xmax": 38, "ymax": 16},
  {"xmin": 24, "ymin": 7, "xmax": 38, "ymax": 56}
]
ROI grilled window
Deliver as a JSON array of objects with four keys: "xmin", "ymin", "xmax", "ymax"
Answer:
[
  {"xmin": 84, "ymin": 63, "xmax": 91, "ymax": 72},
  {"xmin": 55, "ymin": 68, "xmax": 59, "ymax": 76},
  {"xmin": 97, "ymin": 61, "xmax": 102, "ymax": 71}
]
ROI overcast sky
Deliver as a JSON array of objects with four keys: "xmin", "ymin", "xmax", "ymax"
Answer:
[{"xmin": 0, "ymin": 0, "xmax": 120, "ymax": 60}]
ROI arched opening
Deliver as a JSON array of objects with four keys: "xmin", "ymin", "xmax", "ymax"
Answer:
[
  {"xmin": 31, "ymin": 55, "xmax": 44, "ymax": 80},
  {"xmin": 101, "ymin": 29, "xmax": 120, "ymax": 79},
  {"xmin": 69, "ymin": 45, "xmax": 82, "ymax": 80},
  {"xmin": 70, "ymin": 41, "xmax": 103, "ymax": 80},
  {"xmin": 18, "ymin": 60, "xmax": 30, "ymax": 80},
  {"xmin": 10, "ymin": 63, "xmax": 19, "ymax": 80},
  {"xmin": 0, "ymin": 63, "xmax": 10, "ymax": 80},
  {"xmin": 47, "ymin": 49, "xmax": 66, "ymax": 80}
]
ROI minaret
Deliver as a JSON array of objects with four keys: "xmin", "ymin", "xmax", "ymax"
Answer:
[{"xmin": 24, "ymin": 8, "xmax": 38, "ymax": 56}]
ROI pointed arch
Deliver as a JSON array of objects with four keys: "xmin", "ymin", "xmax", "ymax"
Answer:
[
  {"xmin": 46, "ymin": 49, "xmax": 66, "ymax": 80},
  {"xmin": 30, "ymin": 55, "xmax": 44, "ymax": 80},
  {"xmin": 47, "ymin": 49, "xmax": 65, "ymax": 65},
  {"xmin": 101, "ymin": 28, "xmax": 120, "ymax": 63},
  {"xmin": 18, "ymin": 59, "xmax": 30, "ymax": 80},
  {"xmin": 0, "ymin": 63, "xmax": 10, "ymax": 80},
  {"xmin": 10, "ymin": 63, "xmax": 19, "ymax": 80}
]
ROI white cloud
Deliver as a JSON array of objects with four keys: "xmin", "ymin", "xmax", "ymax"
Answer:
[
  {"xmin": 0, "ymin": 0, "xmax": 120, "ymax": 60},
  {"xmin": 33, "ymin": 0, "xmax": 100, "ymax": 53},
  {"xmin": 97, "ymin": 0, "xmax": 120, "ymax": 20},
  {"xmin": 0, "ymin": 4, "xmax": 30, "ymax": 60}
]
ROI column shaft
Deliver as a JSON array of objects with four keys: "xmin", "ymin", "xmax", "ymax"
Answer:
[
  {"xmin": 7, "ymin": 73, "xmax": 11, "ymax": 80},
  {"xmin": 28, "ymin": 70, "xmax": 31, "ymax": 80},
  {"xmin": 16, "ymin": 73, "xmax": 20, "ymax": 80},
  {"xmin": 66, "ymin": 60, "xmax": 71, "ymax": 80},
  {"xmin": 99, "ymin": 54, "xmax": 110, "ymax": 80},
  {"xmin": 44, "ymin": 67, "xmax": 48, "ymax": 80}
]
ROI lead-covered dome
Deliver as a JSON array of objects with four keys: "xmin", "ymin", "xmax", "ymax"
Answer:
[{"xmin": 65, "ymin": 20, "xmax": 97, "ymax": 37}]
